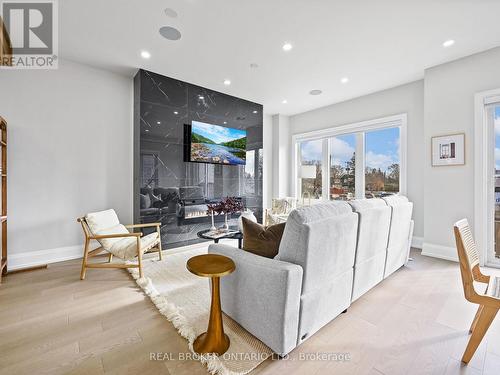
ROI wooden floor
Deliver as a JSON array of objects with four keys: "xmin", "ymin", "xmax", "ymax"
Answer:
[{"xmin": 1, "ymin": 248, "xmax": 500, "ymax": 375}]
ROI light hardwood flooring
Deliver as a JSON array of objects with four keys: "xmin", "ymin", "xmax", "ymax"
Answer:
[{"xmin": 1, "ymin": 247, "xmax": 500, "ymax": 375}]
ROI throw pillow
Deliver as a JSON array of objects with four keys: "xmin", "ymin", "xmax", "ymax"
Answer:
[
  {"xmin": 241, "ymin": 217, "xmax": 286, "ymax": 259},
  {"xmin": 140, "ymin": 194, "xmax": 151, "ymax": 209}
]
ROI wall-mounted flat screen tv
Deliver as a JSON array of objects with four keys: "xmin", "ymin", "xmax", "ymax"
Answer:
[{"xmin": 187, "ymin": 120, "xmax": 247, "ymax": 165}]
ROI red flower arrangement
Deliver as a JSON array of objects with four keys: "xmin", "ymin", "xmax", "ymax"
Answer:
[{"xmin": 207, "ymin": 197, "xmax": 243, "ymax": 215}]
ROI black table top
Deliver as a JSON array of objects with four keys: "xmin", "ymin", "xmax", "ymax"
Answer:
[{"xmin": 197, "ymin": 228, "xmax": 243, "ymax": 240}]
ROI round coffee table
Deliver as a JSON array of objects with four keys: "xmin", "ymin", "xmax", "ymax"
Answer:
[
  {"xmin": 197, "ymin": 228, "xmax": 243, "ymax": 249},
  {"xmin": 186, "ymin": 254, "xmax": 236, "ymax": 355}
]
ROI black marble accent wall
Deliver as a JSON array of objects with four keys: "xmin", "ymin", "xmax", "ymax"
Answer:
[{"xmin": 133, "ymin": 70, "xmax": 263, "ymax": 249}]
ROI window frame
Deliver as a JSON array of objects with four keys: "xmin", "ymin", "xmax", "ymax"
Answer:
[
  {"xmin": 292, "ymin": 113, "xmax": 407, "ymax": 200},
  {"xmin": 474, "ymin": 88, "xmax": 500, "ymax": 267}
]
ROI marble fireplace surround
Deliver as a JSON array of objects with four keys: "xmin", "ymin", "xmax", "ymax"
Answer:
[{"xmin": 133, "ymin": 70, "xmax": 263, "ymax": 249}]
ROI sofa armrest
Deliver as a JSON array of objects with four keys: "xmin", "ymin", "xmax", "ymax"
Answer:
[{"xmin": 208, "ymin": 244, "xmax": 303, "ymax": 355}]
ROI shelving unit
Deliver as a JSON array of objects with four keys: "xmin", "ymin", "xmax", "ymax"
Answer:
[{"xmin": 0, "ymin": 117, "xmax": 6, "ymax": 283}]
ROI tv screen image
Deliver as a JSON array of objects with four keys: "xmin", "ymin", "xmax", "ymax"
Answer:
[{"xmin": 190, "ymin": 121, "xmax": 247, "ymax": 165}]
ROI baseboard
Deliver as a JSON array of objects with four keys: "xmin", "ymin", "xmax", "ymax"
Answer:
[
  {"xmin": 421, "ymin": 242, "xmax": 458, "ymax": 262},
  {"xmin": 411, "ymin": 236, "xmax": 423, "ymax": 249},
  {"xmin": 8, "ymin": 245, "xmax": 83, "ymax": 271}
]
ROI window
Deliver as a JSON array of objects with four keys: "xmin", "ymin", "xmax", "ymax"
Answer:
[
  {"xmin": 365, "ymin": 127, "xmax": 400, "ymax": 198},
  {"xmin": 299, "ymin": 139, "xmax": 323, "ymax": 199},
  {"xmin": 293, "ymin": 114, "xmax": 406, "ymax": 201},
  {"xmin": 330, "ymin": 134, "xmax": 356, "ymax": 200}
]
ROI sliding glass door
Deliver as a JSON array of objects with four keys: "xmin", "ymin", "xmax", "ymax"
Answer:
[{"xmin": 487, "ymin": 103, "xmax": 500, "ymax": 265}]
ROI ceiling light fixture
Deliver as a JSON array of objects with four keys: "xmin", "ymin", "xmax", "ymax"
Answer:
[
  {"xmin": 443, "ymin": 39, "xmax": 455, "ymax": 48},
  {"xmin": 199, "ymin": 95, "xmax": 204, "ymax": 100},
  {"xmin": 223, "ymin": 121, "xmax": 227, "ymax": 124},
  {"xmin": 282, "ymin": 42, "xmax": 293, "ymax": 51},
  {"xmin": 159, "ymin": 26, "xmax": 182, "ymax": 41},
  {"xmin": 164, "ymin": 8, "xmax": 178, "ymax": 18},
  {"xmin": 173, "ymin": 111, "xmax": 178, "ymax": 115},
  {"xmin": 140, "ymin": 50, "xmax": 151, "ymax": 59},
  {"xmin": 145, "ymin": 129, "xmax": 150, "ymax": 132},
  {"xmin": 223, "ymin": 79, "xmax": 231, "ymax": 86},
  {"xmin": 340, "ymin": 77, "xmax": 349, "ymax": 84},
  {"xmin": 253, "ymin": 110, "xmax": 258, "ymax": 114},
  {"xmin": 157, "ymin": 121, "xmax": 161, "ymax": 124},
  {"xmin": 282, "ymin": 99, "xmax": 288, "ymax": 104},
  {"xmin": 309, "ymin": 89, "xmax": 322, "ymax": 95}
]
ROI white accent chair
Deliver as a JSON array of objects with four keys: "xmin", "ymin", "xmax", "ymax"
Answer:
[
  {"xmin": 77, "ymin": 209, "xmax": 163, "ymax": 279},
  {"xmin": 264, "ymin": 197, "xmax": 298, "ymax": 226}
]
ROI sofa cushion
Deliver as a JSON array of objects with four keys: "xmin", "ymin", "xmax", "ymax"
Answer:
[
  {"xmin": 348, "ymin": 198, "xmax": 391, "ymax": 301},
  {"xmin": 382, "ymin": 195, "xmax": 413, "ymax": 277},
  {"xmin": 276, "ymin": 201, "xmax": 358, "ymax": 293},
  {"xmin": 242, "ymin": 217, "xmax": 285, "ymax": 258}
]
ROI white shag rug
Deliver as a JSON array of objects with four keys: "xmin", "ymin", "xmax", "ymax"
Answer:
[{"xmin": 128, "ymin": 246, "xmax": 273, "ymax": 375}]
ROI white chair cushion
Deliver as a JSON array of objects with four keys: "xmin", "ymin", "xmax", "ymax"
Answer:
[
  {"xmin": 266, "ymin": 213, "xmax": 289, "ymax": 225},
  {"xmin": 85, "ymin": 209, "xmax": 130, "ymax": 251},
  {"xmin": 85, "ymin": 209, "xmax": 159, "ymax": 260},
  {"xmin": 109, "ymin": 232, "xmax": 160, "ymax": 260}
]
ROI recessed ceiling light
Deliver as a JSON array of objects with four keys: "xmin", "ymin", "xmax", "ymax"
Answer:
[
  {"xmin": 173, "ymin": 111, "xmax": 178, "ymax": 115},
  {"xmin": 145, "ymin": 129, "xmax": 150, "ymax": 132},
  {"xmin": 443, "ymin": 39, "xmax": 455, "ymax": 48},
  {"xmin": 223, "ymin": 79, "xmax": 231, "ymax": 86},
  {"xmin": 340, "ymin": 77, "xmax": 349, "ymax": 84},
  {"xmin": 309, "ymin": 89, "xmax": 322, "ymax": 96},
  {"xmin": 140, "ymin": 50, "xmax": 151, "ymax": 59},
  {"xmin": 164, "ymin": 8, "xmax": 178, "ymax": 18},
  {"xmin": 282, "ymin": 99, "xmax": 288, "ymax": 104},
  {"xmin": 282, "ymin": 42, "xmax": 293, "ymax": 51},
  {"xmin": 253, "ymin": 110, "xmax": 258, "ymax": 114},
  {"xmin": 199, "ymin": 95, "xmax": 204, "ymax": 100},
  {"xmin": 159, "ymin": 26, "xmax": 182, "ymax": 41},
  {"xmin": 157, "ymin": 121, "xmax": 161, "ymax": 124},
  {"xmin": 223, "ymin": 121, "xmax": 227, "ymax": 124}
]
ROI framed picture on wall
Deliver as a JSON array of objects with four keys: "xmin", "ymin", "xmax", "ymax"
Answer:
[{"xmin": 431, "ymin": 133, "xmax": 465, "ymax": 166}]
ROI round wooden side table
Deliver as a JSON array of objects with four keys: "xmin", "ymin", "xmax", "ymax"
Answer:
[{"xmin": 186, "ymin": 254, "xmax": 235, "ymax": 355}]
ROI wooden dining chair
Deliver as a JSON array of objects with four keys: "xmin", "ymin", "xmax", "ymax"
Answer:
[
  {"xmin": 77, "ymin": 209, "xmax": 163, "ymax": 280},
  {"xmin": 453, "ymin": 219, "xmax": 500, "ymax": 363}
]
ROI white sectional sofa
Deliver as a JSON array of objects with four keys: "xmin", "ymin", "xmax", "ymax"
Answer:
[{"xmin": 207, "ymin": 195, "xmax": 413, "ymax": 355}]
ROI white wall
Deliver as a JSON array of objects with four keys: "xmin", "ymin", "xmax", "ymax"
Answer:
[
  {"xmin": 289, "ymin": 81, "xmax": 425, "ymax": 238},
  {"xmin": 0, "ymin": 59, "xmax": 133, "ymax": 269},
  {"xmin": 271, "ymin": 114, "xmax": 291, "ymax": 198},
  {"xmin": 423, "ymin": 47, "xmax": 500, "ymax": 261},
  {"xmin": 263, "ymin": 114, "xmax": 273, "ymax": 209}
]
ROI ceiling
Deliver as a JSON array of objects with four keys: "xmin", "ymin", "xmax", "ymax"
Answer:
[{"xmin": 60, "ymin": 0, "xmax": 500, "ymax": 116}]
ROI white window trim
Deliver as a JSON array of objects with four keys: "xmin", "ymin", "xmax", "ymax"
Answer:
[
  {"xmin": 291, "ymin": 113, "xmax": 407, "ymax": 199},
  {"xmin": 474, "ymin": 88, "xmax": 500, "ymax": 267}
]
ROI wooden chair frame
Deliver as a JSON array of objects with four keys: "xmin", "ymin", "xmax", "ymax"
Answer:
[
  {"xmin": 77, "ymin": 217, "xmax": 163, "ymax": 280},
  {"xmin": 454, "ymin": 220, "xmax": 500, "ymax": 364}
]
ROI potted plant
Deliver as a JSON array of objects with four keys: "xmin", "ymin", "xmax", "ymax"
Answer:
[{"xmin": 207, "ymin": 197, "xmax": 243, "ymax": 231}]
